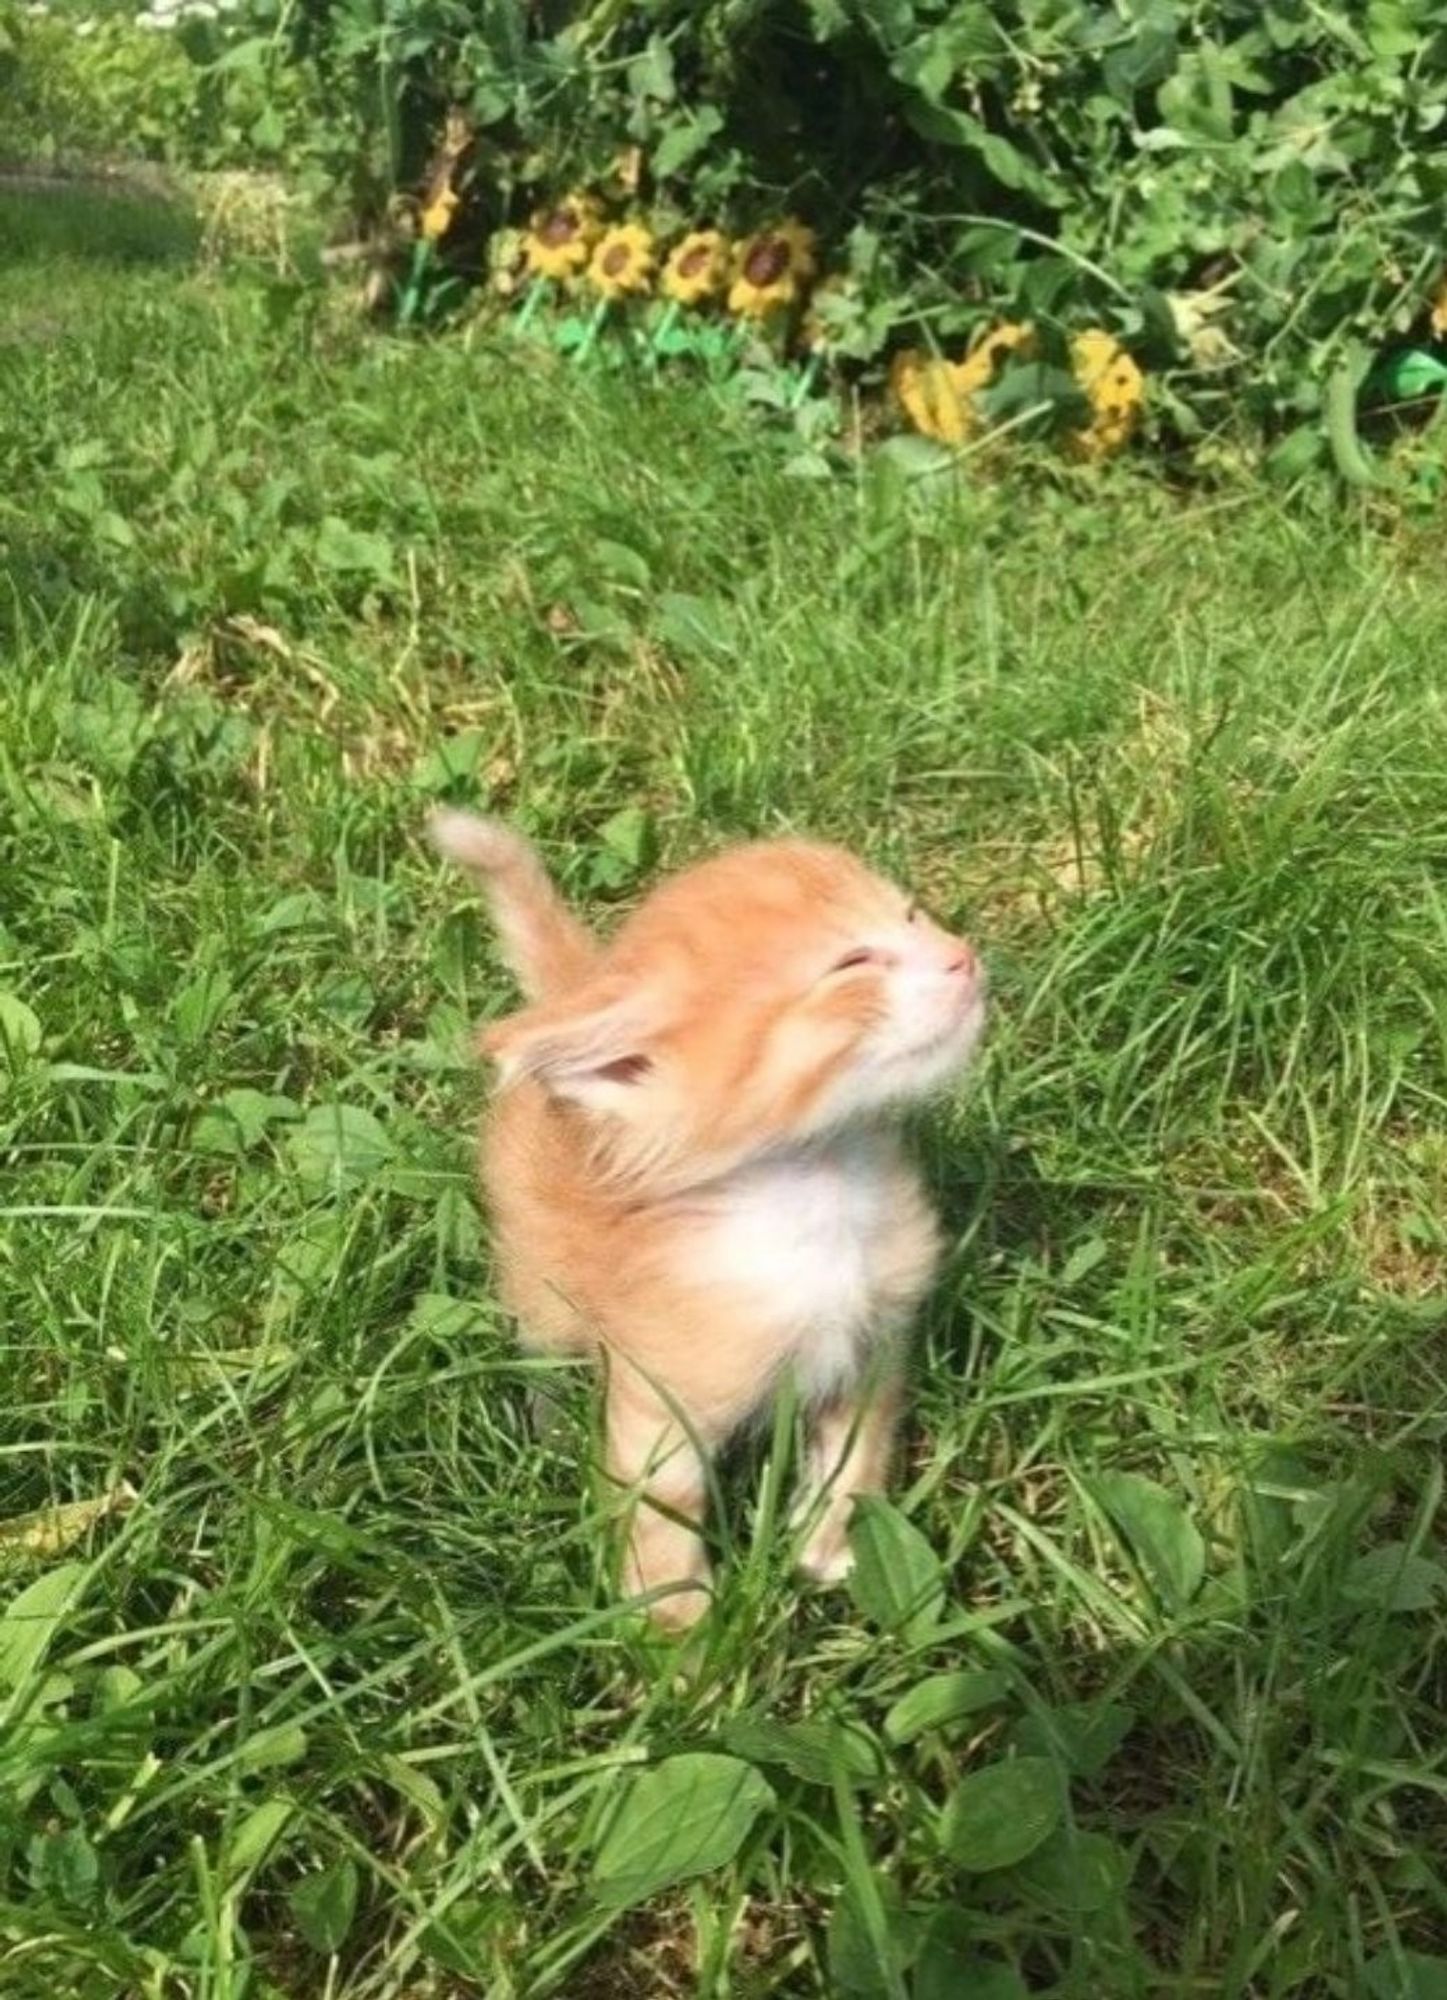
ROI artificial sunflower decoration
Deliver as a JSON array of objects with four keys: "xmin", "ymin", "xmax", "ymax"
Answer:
[
  {"xmin": 419, "ymin": 185, "xmax": 459, "ymax": 244},
  {"xmin": 1069, "ymin": 328, "xmax": 1144, "ymax": 460},
  {"xmin": 1431, "ymin": 278, "xmax": 1447, "ymax": 340},
  {"xmin": 955, "ymin": 320, "xmax": 1035, "ymax": 396},
  {"xmin": 662, "ymin": 229, "xmax": 730, "ymax": 308},
  {"xmin": 524, "ymin": 193, "xmax": 603, "ymax": 282},
  {"xmin": 587, "ymin": 222, "xmax": 657, "ymax": 301},
  {"xmin": 729, "ymin": 228, "xmax": 806, "ymax": 319},
  {"xmin": 889, "ymin": 349, "xmax": 973, "ymax": 445}
]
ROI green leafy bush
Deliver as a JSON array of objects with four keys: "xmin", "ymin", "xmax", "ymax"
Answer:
[
  {"xmin": 1, "ymin": 0, "xmax": 332, "ymax": 184},
  {"xmin": 275, "ymin": 0, "xmax": 1447, "ymax": 455}
]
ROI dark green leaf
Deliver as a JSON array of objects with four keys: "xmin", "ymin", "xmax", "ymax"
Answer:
[
  {"xmin": 653, "ymin": 106, "xmax": 723, "ymax": 179},
  {"xmin": 655, "ymin": 591, "xmax": 734, "ymax": 658},
  {"xmin": 883, "ymin": 1670, "xmax": 1011, "ymax": 1743},
  {"xmin": 1364, "ymin": 1951, "xmax": 1447, "ymax": 2000},
  {"xmin": 288, "ymin": 1103, "xmax": 395, "ymax": 1190},
  {"xmin": 1095, "ymin": 1472, "xmax": 1205, "ymax": 1610},
  {"xmin": 314, "ymin": 516, "xmax": 395, "ymax": 584},
  {"xmin": 847, "ymin": 1496, "xmax": 946, "ymax": 1640},
  {"xmin": 1009, "ymin": 1700, "xmax": 1136, "ymax": 1778},
  {"xmin": 0, "ymin": 992, "xmax": 41, "ymax": 1066},
  {"xmin": 592, "ymin": 1754, "xmax": 774, "ymax": 1908},
  {"xmin": 721, "ymin": 1715, "xmax": 882, "ymax": 1787},
  {"xmin": 1011, "ymin": 1826, "xmax": 1132, "ymax": 1910},
  {"xmin": 1343, "ymin": 1543, "xmax": 1447, "ymax": 1613},
  {"xmin": 940, "ymin": 1758, "xmax": 1064, "ymax": 1872},
  {"xmin": 0, "ymin": 1563, "xmax": 87, "ymax": 1693},
  {"xmin": 289, "ymin": 1858, "xmax": 360, "ymax": 1954},
  {"xmin": 827, "ymin": 1873, "xmax": 911, "ymax": 1999},
  {"xmin": 914, "ymin": 1909, "xmax": 1028, "ymax": 2000}
]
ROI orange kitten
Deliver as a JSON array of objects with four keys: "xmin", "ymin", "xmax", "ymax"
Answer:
[{"xmin": 430, "ymin": 812, "xmax": 987, "ymax": 1628}]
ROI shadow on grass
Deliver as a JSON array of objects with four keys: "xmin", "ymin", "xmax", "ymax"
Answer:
[{"xmin": 0, "ymin": 173, "xmax": 199, "ymax": 266}]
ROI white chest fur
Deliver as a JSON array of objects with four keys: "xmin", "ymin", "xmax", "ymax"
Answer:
[{"xmin": 685, "ymin": 1134, "xmax": 930, "ymax": 1402}]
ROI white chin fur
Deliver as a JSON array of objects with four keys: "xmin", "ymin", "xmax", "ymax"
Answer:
[{"xmin": 816, "ymin": 988, "xmax": 987, "ymax": 1128}]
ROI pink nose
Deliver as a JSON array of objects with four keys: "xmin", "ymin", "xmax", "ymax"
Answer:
[{"xmin": 945, "ymin": 942, "xmax": 976, "ymax": 977}]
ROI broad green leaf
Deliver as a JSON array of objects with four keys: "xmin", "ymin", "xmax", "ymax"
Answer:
[
  {"xmin": 193, "ymin": 1088, "xmax": 302, "ymax": 1155},
  {"xmin": 1060, "ymin": 1236, "xmax": 1108, "ymax": 1286},
  {"xmin": 223, "ymin": 1796, "xmax": 295, "ymax": 1883},
  {"xmin": 598, "ymin": 805, "xmax": 656, "ymax": 872},
  {"xmin": 592, "ymin": 1753, "xmax": 774, "ymax": 1908},
  {"xmin": 1343, "ymin": 1543, "xmax": 1447, "ymax": 1613},
  {"xmin": 407, "ymin": 1293, "xmax": 489, "ymax": 1341},
  {"xmin": 314, "ymin": 515, "xmax": 395, "ymax": 584},
  {"xmin": 0, "ymin": 993, "xmax": 41, "ymax": 1070},
  {"xmin": 1364, "ymin": 1951, "xmax": 1447, "ymax": 2000},
  {"xmin": 415, "ymin": 729, "xmax": 486, "ymax": 793},
  {"xmin": 172, "ymin": 967, "xmax": 234, "ymax": 1043},
  {"xmin": 847, "ymin": 1496, "xmax": 946, "ymax": 1640},
  {"xmin": 1012, "ymin": 1826, "xmax": 1132, "ymax": 1910},
  {"xmin": 1094, "ymin": 1472, "xmax": 1205, "ymax": 1610},
  {"xmin": 238, "ymin": 1722, "xmax": 309, "ymax": 1770},
  {"xmin": 827, "ymin": 1874, "xmax": 910, "ymax": 1999},
  {"xmin": 883, "ymin": 1670, "xmax": 1011, "ymax": 1743},
  {"xmin": 940, "ymin": 1757, "xmax": 1064, "ymax": 1872},
  {"xmin": 721, "ymin": 1715, "xmax": 882, "ymax": 1787},
  {"xmin": 655, "ymin": 590, "xmax": 734, "ymax": 658},
  {"xmin": 288, "ymin": 1103, "xmax": 395, "ymax": 1190},
  {"xmin": 289, "ymin": 1857, "xmax": 360, "ymax": 1954},
  {"xmin": 913, "ymin": 1907, "xmax": 1027, "ymax": 2000},
  {"xmin": 653, "ymin": 105, "xmax": 722, "ymax": 179},
  {"xmin": 873, "ymin": 434, "xmax": 958, "ymax": 481},
  {"xmin": 418, "ymin": 1894, "xmax": 506, "ymax": 1978},
  {"xmin": 0, "ymin": 1562, "xmax": 87, "ymax": 1694},
  {"xmin": 26, "ymin": 1822, "xmax": 99, "ymax": 1908},
  {"xmin": 1010, "ymin": 1700, "xmax": 1136, "ymax": 1778}
]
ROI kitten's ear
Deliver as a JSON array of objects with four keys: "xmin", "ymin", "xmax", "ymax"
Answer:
[{"xmin": 481, "ymin": 979, "xmax": 661, "ymax": 1117}]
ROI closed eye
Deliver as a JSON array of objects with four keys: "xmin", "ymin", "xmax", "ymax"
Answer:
[{"xmin": 831, "ymin": 947, "xmax": 878, "ymax": 973}]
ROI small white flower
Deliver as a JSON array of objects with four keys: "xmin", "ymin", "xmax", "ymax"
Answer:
[{"xmin": 74, "ymin": 15, "xmax": 96, "ymax": 30}]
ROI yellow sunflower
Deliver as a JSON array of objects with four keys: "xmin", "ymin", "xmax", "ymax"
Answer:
[
  {"xmin": 889, "ymin": 349, "xmax": 973, "ymax": 445},
  {"xmin": 955, "ymin": 320, "xmax": 1035, "ymax": 396},
  {"xmin": 728, "ymin": 230, "xmax": 800, "ymax": 320},
  {"xmin": 1431, "ymin": 278, "xmax": 1447, "ymax": 339},
  {"xmin": 523, "ymin": 193, "xmax": 603, "ymax": 282},
  {"xmin": 1068, "ymin": 328, "xmax": 1144, "ymax": 461},
  {"xmin": 587, "ymin": 222, "xmax": 657, "ymax": 301},
  {"xmin": 419, "ymin": 185, "xmax": 459, "ymax": 244},
  {"xmin": 662, "ymin": 229, "xmax": 730, "ymax": 307}
]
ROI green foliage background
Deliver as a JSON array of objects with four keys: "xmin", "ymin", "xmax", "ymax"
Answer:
[
  {"xmin": 276, "ymin": 0, "xmax": 1447, "ymax": 446},
  {"xmin": 9, "ymin": 0, "xmax": 1447, "ymax": 458}
]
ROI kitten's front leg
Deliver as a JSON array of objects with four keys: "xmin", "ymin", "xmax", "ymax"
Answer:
[
  {"xmin": 795, "ymin": 1366, "xmax": 903, "ymax": 1583},
  {"xmin": 605, "ymin": 1372, "xmax": 713, "ymax": 1630}
]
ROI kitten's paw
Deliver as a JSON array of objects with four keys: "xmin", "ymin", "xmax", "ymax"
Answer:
[{"xmin": 797, "ymin": 1534, "xmax": 854, "ymax": 1586}]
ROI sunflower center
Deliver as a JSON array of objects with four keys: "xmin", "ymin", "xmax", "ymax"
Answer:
[
  {"xmin": 540, "ymin": 210, "xmax": 578, "ymax": 247},
  {"xmin": 743, "ymin": 238, "xmax": 790, "ymax": 288},
  {"xmin": 678, "ymin": 243, "xmax": 712, "ymax": 279},
  {"xmin": 602, "ymin": 243, "xmax": 631, "ymax": 277}
]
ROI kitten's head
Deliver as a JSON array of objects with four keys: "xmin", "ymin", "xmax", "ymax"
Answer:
[{"xmin": 486, "ymin": 840, "xmax": 986, "ymax": 1186}]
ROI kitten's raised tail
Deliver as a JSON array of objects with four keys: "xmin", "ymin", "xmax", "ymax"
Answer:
[{"xmin": 427, "ymin": 810, "xmax": 597, "ymax": 1000}]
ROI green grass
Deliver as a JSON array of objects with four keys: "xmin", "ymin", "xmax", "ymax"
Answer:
[{"xmin": 3, "ymin": 201, "xmax": 1447, "ymax": 2000}]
